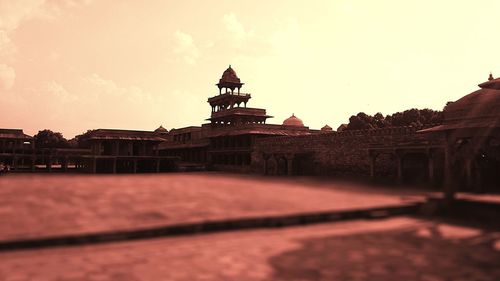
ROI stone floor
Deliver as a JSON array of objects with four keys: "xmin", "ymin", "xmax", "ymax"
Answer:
[
  {"xmin": 0, "ymin": 173, "xmax": 424, "ymax": 241},
  {"xmin": 0, "ymin": 217, "xmax": 498, "ymax": 281}
]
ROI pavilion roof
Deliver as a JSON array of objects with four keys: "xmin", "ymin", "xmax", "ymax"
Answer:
[
  {"xmin": 0, "ymin": 129, "xmax": 33, "ymax": 140},
  {"xmin": 82, "ymin": 129, "xmax": 167, "ymax": 141}
]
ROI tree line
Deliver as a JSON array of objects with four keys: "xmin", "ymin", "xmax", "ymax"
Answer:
[{"xmin": 344, "ymin": 108, "xmax": 443, "ymax": 131}]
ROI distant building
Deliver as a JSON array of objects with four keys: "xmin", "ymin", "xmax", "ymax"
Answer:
[
  {"xmin": 159, "ymin": 65, "xmax": 318, "ymax": 172},
  {"xmin": 0, "ymin": 129, "xmax": 34, "ymax": 170},
  {"xmin": 77, "ymin": 129, "xmax": 176, "ymax": 173},
  {"xmin": 3, "ymin": 68, "xmax": 499, "ymax": 195}
]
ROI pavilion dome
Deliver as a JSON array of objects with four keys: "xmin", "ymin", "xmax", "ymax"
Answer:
[
  {"xmin": 283, "ymin": 114, "xmax": 304, "ymax": 127},
  {"xmin": 444, "ymin": 74, "xmax": 500, "ymax": 123},
  {"xmin": 219, "ymin": 65, "xmax": 241, "ymax": 84},
  {"xmin": 154, "ymin": 125, "xmax": 168, "ymax": 133},
  {"xmin": 321, "ymin": 124, "xmax": 333, "ymax": 131}
]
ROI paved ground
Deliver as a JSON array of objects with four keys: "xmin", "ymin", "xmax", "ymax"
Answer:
[
  {"xmin": 0, "ymin": 172, "xmax": 424, "ymax": 241},
  {"xmin": 0, "ymin": 217, "xmax": 498, "ymax": 281}
]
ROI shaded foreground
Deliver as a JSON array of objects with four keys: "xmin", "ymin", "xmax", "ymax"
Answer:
[{"xmin": 0, "ymin": 217, "xmax": 499, "ymax": 281}]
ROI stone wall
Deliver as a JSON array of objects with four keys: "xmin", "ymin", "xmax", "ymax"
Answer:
[{"xmin": 252, "ymin": 125, "xmax": 444, "ymax": 180}]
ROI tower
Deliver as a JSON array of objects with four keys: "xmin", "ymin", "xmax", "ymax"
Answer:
[{"xmin": 207, "ymin": 65, "xmax": 271, "ymax": 126}]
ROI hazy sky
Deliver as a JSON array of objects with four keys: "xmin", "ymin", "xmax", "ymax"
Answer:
[{"xmin": 1, "ymin": 0, "xmax": 500, "ymax": 138}]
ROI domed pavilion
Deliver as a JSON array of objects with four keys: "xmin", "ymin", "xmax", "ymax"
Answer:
[{"xmin": 421, "ymin": 73, "xmax": 500, "ymax": 197}]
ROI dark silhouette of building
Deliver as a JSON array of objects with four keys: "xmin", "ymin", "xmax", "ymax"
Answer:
[
  {"xmin": 2, "ymin": 68, "xmax": 499, "ymax": 196},
  {"xmin": 159, "ymin": 65, "xmax": 317, "ymax": 172}
]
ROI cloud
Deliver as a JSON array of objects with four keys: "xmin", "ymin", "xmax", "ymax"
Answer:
[
  {"xmin": 82, "ymin": 73, "xmax": 152, "ymax": 103},
  {"xmin": 172, "ymin": 30, "xmax": 200, "ymax": 65},
  {"xmin": 0, "ymin": 0, "xmax": 93, "ymax": 58},
  {"xmin": 222, "ymin": 13, "xmax": 254, "ymax": 43},
  {"xmin": 42, "ymin": 80, "xmax": 76, "ymax": 102},
  {"xmin": 0, "ymin": 64, "xmax": 15, "ymax": 90},
  {"xmin": 0, "ymin": 0, "xmax": 94, "ymax": 30}
]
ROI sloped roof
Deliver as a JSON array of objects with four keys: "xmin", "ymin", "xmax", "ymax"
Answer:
[
  {"xmin": 82, "ymin": 129, "xmax": 167, "ymax": 141},
  {"xmin": 321, "ymin": 124, "xmax": 333, "ymax": 131},
  {"xmin": 0, "ymin": 129, "xmax": 32, "ymax": 139}
]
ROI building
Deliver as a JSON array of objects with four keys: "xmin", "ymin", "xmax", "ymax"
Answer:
[
  {"xmin": 421, "ymin": 73, "xmax": 500, "ymax": 197},
  {"xmin": 3, "ymin": 67, "xmax": 499, "ymax": 194},
  {"xmin": 0, "ymin": 129, "xmax": 35, "ymax": 171},
  {"xmin": 159, "ymin": 65, "xmax": 318, "ymax": 172},
  {"xmin": 77, "ymin": 129, "xmax": 177, "ymax": 173}
]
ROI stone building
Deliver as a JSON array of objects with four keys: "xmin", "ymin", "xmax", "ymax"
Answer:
[
  {"xmin": 0, "ymin": 129, "xmax": 35, "ymax": 171},
  {"xmin": 3, "ymin": 67, "xmax": 498, "ymax": 191},
  {"xmin": 159, "ymin": 65, "xmax": 318, "ymax": 172},
  {"xmin": 77, "ymin": 129, "xmax": 177, "ymax": 173},
  {"xmin": 253, "ymin": 73, "xmax": 500, "ymax": 195},
  {"xmin": 421, "ymin": 73, "xmax": 500, "ymax": 196}
]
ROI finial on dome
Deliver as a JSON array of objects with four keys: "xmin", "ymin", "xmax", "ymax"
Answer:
[
  {"xmin": 229, "ymin": 64, "xmax": 232, "ymax": 68},
  {"xmin": 489, "ymin": 72, "xmax": 494, "ymax": 81}
]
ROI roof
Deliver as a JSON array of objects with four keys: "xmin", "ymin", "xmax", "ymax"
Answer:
[
  {"xmin": 219, "ymin": 65, "xmax": 241, "ymax": 84},
  {"xmin": 420, "ymin": 74, "xmax": 500, "ymax": 133},
  {"xmin": 321, "ymin": 124, "xmax": 333, "ymax": 131},
  {"xmin": 282, "ymin": 114, "xmax": 304, "ymax": 127},
  {"xmin": 419, "ymin": 118, "xmax": 500, "ymax": 133},
  {"xmin": 337, "ymin": 124, "xmax": 348, "ymax": 132},
  {"xmin": 208, "ymin": 127, "xmax": 311, "ymax": 138},
  {"xmin": 478, "ymin": 75, "xmax": 500, "ymax": 90},
  {"xmin": 0, "ymin": 129, "xmax": 33, "ymax": 139},
  {"xmin": 81, "ymin": 129, "xmax": 167, "ymax": 141},
  {"xmin": 154, "ymin": 125, "xmax": 168, "ymax": 133}
]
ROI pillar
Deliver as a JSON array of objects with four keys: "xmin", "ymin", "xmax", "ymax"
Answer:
[
  {"xmin": 465, "ymin": 158, "xmax": 473, "ymax": 189},
  {"xmin": 133, "ymin": 159, "xmax": 137, "ymax": 173},
  {"xmin": 156, "ymin": 159, "xmax": 160, "ymax": 173},
  {"xmin": 31, "ymin": 157, "xmax": 35, "ymax": 172},
  {"xmin": 113, "ymin": 141, "xmax": 119, "ymax": 156},
  {"xmin": 443, "ymin": 143, "xmax": 455, "ymax": 202},
  {"xmin": 91, "ymin": 157, "xmax": 96, "ymax": 174},
  {"xmin": 47, "ymin": 157, "xmax": 52, "ymax": 172},
  {"xmin": 62, "ymin": 157, "xmax": 68, "ymax": 172},
  {"xmin": 428, "ymin": 154, "xmax": 435, "ymax": 185},
  {"xmin": 285, "ymin": 154, "xmax": 294, "ymax": 176},
  {"xmin": 12, "ymin": 156, "xmax": 18, "ymax": 171},
  {"xmin": 112, "ymin": 158, "xmax": 117, "ymax": 174}
]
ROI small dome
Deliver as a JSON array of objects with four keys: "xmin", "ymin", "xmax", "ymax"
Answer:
[
  {"xmin": 283, "ymin": 114, "xmax": 304, "ymax": 127},
  {"xmin": 219, "ymin": 65, "xmax": 241, "ymax": 84},
  {"xmin": 154, "ymin": 125, "xmax": 168, "ymax": 133},
  {"xmin": 321, "ymin": 124, "xmax": 333, "ymax": 131}
]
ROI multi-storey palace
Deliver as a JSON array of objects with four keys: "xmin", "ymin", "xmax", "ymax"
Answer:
[{"xmin": 1, "ymin": 66, "xmax": 499, "ymax": 194}]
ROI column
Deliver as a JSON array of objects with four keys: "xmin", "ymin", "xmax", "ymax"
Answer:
[
  {"xmin": 133, "ymin": 159, "xmax": 137, "ymax": 173},
  {"xmin": 465, "ymin": 158, "xmax": 472, "ymax": 189},
  {"xmin": 62, "ymin": 157, "xmax": 68, "ymax": 172},
  {"xmin": 443, "ymin": 142, "xmax": 455, "ymax": 202},
  {"xmin": 112, "ymin": 158, "xmax": 117, "ymax": 174},
  {"xmin": 12, "ymin": 156, "xmax": 18, "ymax": 171},
  {"xmin": 91, "ymin": 157, "xmax": 97, "ymax": 174},
  {"xmin": 156, "ymin": 159, "xmax": 160, "ymax": 173},
  {"xmin": 113, "ymin": 141, "xmax": 119, "ymax": 156},
  {"xmin": 47, "ymin": 157, "xmax": 52, "ymax": 172},
  {"xmin": 30, "ymin": 156, "xmax": 35, "ymax": 172},
  {"xmin": 428, "ymin": 154, "xmax": 435, "ymax": 185},
  {"xmin": 286, "ymin": 154, "xmax": 294, "ymax": 176}
]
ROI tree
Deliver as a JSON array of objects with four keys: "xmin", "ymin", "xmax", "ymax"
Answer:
[
  {"xmin": 34, "ymin": 130, "xmax": 69, "ymax": 149},
  {"xmin": 345, "ymin": 108, "xmax": 443, "ymax": 130}
]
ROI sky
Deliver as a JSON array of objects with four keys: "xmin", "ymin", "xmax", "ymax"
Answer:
[{"xmin": 1, "ymin": 0, "xmax": 500, "ymax": 138}]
